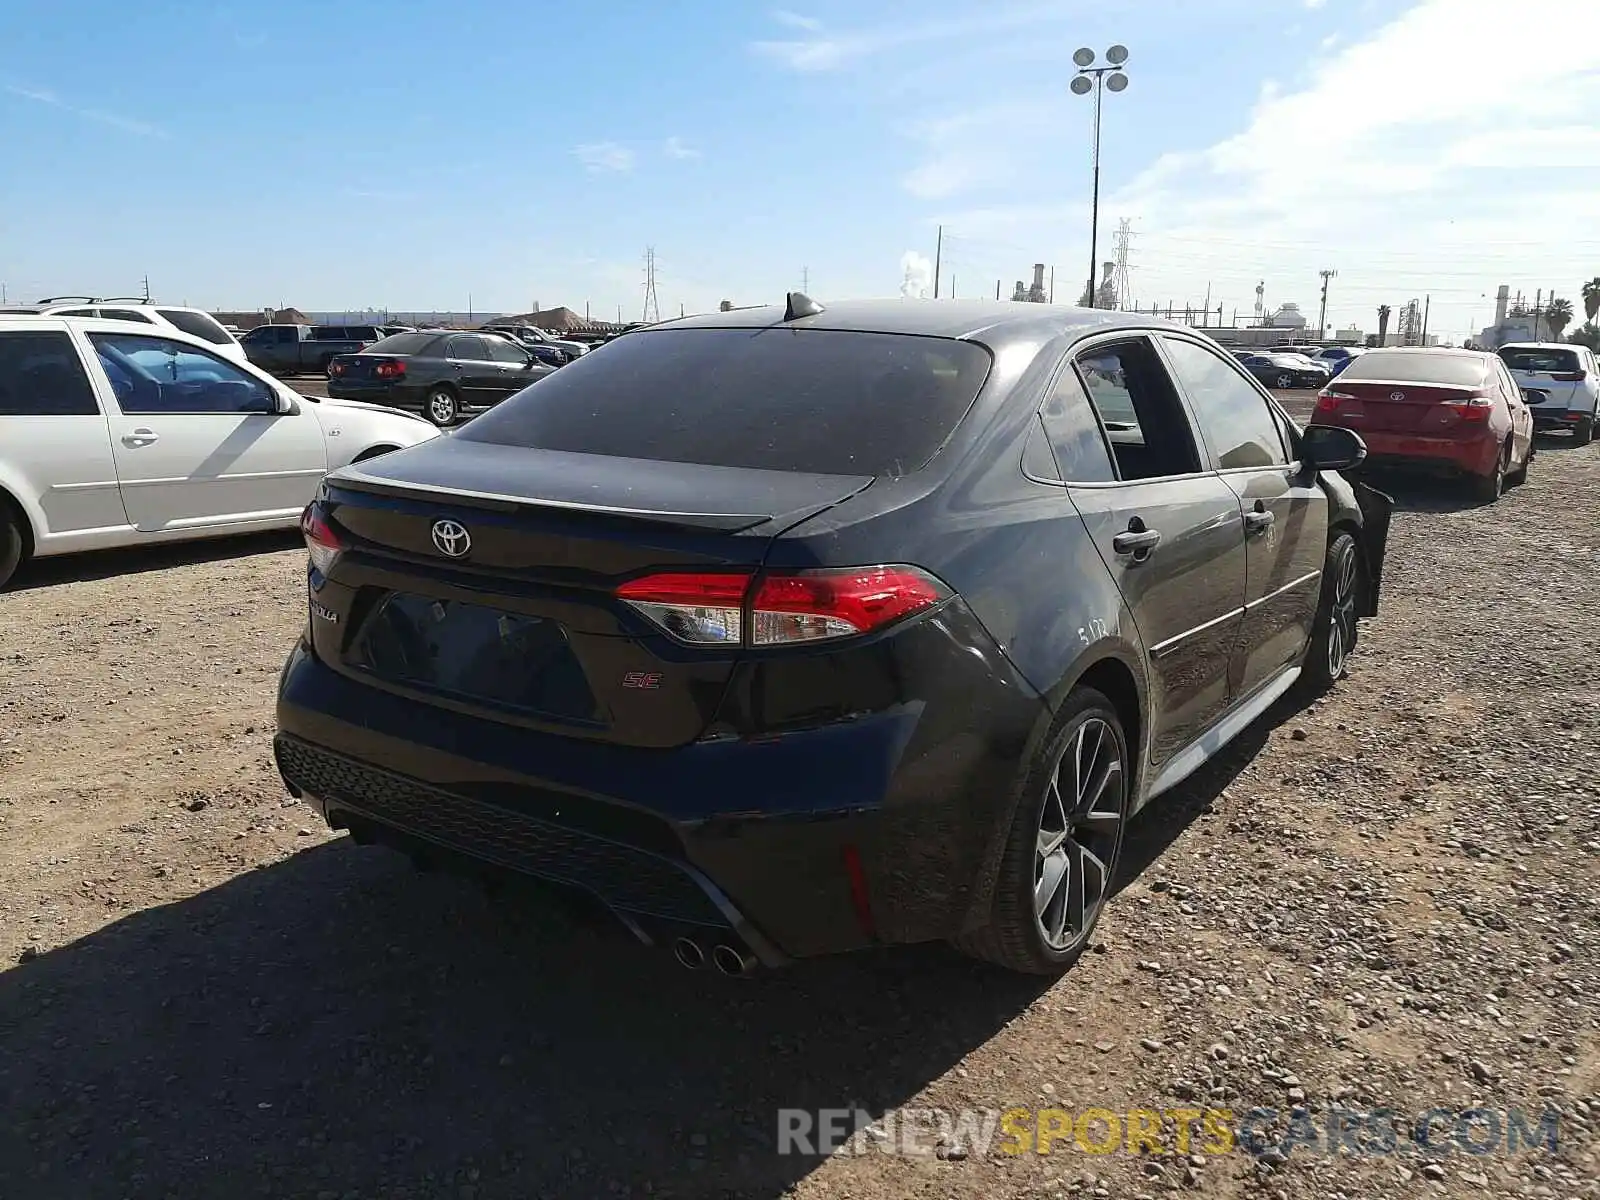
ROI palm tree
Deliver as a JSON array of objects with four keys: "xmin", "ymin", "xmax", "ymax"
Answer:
[
  {"xmin": 1582, "ymin": 277, "xmax": 1600, "ymax": 323},
  {"xmin": 1547, "ymin": 297, "xmax": 1574, "ymax": 339}
]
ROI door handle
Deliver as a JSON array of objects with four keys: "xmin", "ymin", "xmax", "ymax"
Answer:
[
  {"xmin": 1112, "ymin": 522, "xmax": 1162, "ymax": 556},
  {"xmin": 1244, "ymin": 506, "xmax": 1275, "ymax": 534},
  {"xmin": 122, "ymin": 428, "xmax": 159, "ymax": 446}
]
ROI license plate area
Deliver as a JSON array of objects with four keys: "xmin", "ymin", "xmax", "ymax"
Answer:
[{"xmin": 350, "ymin": 593, "xmax": 600, "ymax": 722}]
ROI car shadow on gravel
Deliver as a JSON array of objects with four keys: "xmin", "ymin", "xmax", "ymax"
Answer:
[
  {"xmin": 9, "ymin": 529, "xmax": 301, "ymax": 592},
  {"xmin": 0, "ymin": 840, "xmax": 1053, "ymax": 1199},
  {"xmin": 1114, "ymin": 684, "xmax": 1317, "ymax": 894}
]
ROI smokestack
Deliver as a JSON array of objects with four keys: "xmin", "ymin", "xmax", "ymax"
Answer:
[
  {"xmin": 1032, "ymin": 263, "xmax": 1045, "ymax": 292},
  {"xmin": 1101, "ymin": 262, "xmax": 1114, "ymax": 283},
  {"xmin": 1494, "ymin": 285, "xmax": 1509, "ymax": 327}
]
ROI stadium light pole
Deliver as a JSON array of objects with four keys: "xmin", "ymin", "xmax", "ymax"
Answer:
[{"xmin": 1071, "ymin": 45, "xmax": 1129, "ymax": 309}]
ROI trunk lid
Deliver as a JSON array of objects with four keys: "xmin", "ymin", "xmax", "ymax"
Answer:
[
  {"xmin": 309, "ymin": 437, "xmax": 873, "ymax": 749},
  {"xmin": 328, "ymin": 352, "xmax": 404, "ymax": 381},
  {"xmin": 1321, "ymin": 379, "xmax": 1490, "ymax": 435}
]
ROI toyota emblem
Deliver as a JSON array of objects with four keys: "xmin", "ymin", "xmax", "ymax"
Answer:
[
  {"xmin": 430, "ymin": 519, "xmax": 471, "ymax": 558},
  {"xmin": 1389, "ymin": 390, "xmax": 1405, "ymax": 401}
]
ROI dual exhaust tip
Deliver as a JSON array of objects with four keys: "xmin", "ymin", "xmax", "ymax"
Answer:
[{"xmin": 674, "ymin": 936, "xmax": 755, "ymax": 976}]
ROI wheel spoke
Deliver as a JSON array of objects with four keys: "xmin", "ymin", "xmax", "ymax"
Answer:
[
  {"xmin": 1065, "ymin": 839, "xmax": 1088, "ymax": 935},
  {"xmin": 1036, "ymin": 848, "xmax": 1069, "ymax": 932},
  {"xmin": 1075, "ymin": 758, "xmax": 1124, "ymax": 832}
]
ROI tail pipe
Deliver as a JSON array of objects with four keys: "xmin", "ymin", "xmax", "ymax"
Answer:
[
  {"xmin": 672, "ymin": 937, "xmax": 706, "ymax": 970},
  {"xmin": 712, "ymin": 944, "xmax": 757, "ymax": 977}
]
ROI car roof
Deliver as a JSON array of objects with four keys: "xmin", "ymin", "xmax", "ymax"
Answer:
[
  {"xmin": 0, "ymin": 313, "xmax": 249, "ymax": 350},
  {"xmin": 1498, "ymin": 342, "xmax": 1578, "ymax": 351},
  {"xmin": 656, "ymin": 298, "xmax": 1189, "ymax": 347}
]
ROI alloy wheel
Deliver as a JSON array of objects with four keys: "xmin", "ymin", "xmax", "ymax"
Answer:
[
  {"xmin": 427, "ymin": 391, "xmax": 458, "ymax": 425},
  {"xmin": 1275, "ymin": 373, "xmax": 1293, "ymax": 388},
  {"xmin": 1326, "ymin": 541, "xmax": 1359, "ymax": 679},
  {"xmin": 1034, "ymin": 717, "xmax": 1126, "ymax": 952}
]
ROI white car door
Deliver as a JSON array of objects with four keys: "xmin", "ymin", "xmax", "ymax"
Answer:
[{"xmin": 86, "ymin": 330, "xmax": 327, "ymax": 532}]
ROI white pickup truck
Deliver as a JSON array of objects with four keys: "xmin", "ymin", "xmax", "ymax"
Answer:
[{"xmin": 0, "ymin": 316, "xmax": 439, "ymax": 589}]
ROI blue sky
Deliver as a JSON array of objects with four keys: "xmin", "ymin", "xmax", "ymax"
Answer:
[{"xmin": 3, "ymin": 0, "xmax": 1598, "ymax": 341}]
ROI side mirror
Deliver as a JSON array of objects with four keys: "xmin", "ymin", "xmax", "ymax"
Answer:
[
  {"xmin": 273, "ymin": 390, "xmax": 300, "ymax": 416},
  {"xmin": 1521, "ymin": 387, "xmax": 1549, "ymax": 404},
  {"xmin": 1301, "ymin": 423, "xmax": 1367, "ymax": 472}
]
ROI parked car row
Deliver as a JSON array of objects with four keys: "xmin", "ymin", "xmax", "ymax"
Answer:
[
  {"xmin": 0, "ymin": 316, "xmax": 437, "ymax": 589},
  {"xmin": 1310, "ymin": 346, "xmax": 1539, "ymax": 501},
  {"xmin": 327, "ymin": 329, "xmax": 558, "ymax": 425}
]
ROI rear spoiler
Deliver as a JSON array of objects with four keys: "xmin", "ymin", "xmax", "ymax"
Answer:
[
  {"xmin": 1352, "ymin": 481, "xmax": 1392, "ymax": 618},
  {"xmin": 328, "ymin": 471, "xmax": 776, "ymax": 533}
]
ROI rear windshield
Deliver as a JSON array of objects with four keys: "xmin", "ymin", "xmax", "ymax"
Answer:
[
  {"xmin": 364, "ymin": 332, "xmax": 441, "ymax": 356},
  {"xmin": 157, "ymin": 308, "xmax": 235, "ymax": 345},
  {"xmin": 457, "ymin": 327, "xmax": 994, "ymax": 476},
  {"xmin": 1340, "ymin": 351, "xmax": 1487, "ymax": 387},
  {"xmin": 1499, "ymin": 347, "xmax": 1580, "ymax": 374}
]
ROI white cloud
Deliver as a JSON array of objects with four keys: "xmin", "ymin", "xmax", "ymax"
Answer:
[
  {"xmin": 1304, "ymin": 0, "xmax": 1327, "ymax": 8},
  {"xmin": 663, "ymin": 136, "xmax": 701, "ymax": 160},
  {"xmin": 1036, "ymin": 0, "xmax": 1600, "ymax": 329},
  {"xmin": 771, "ymin": 8, "xmax": 822, "ymax": 31},
  {"xmin": 751, "ymin": 3, "xmax": 1076, "ymax": 72},
  {"xmin": 5, "ymin": 83, "xmax": 168, "ymax": 138},
  {"xmin": 572, "ymin": 142, "xmax": 635, "ymax": 173},
  {"xmin": 900, "ymin": 251, "xmax": 933, "ymax": 298}
]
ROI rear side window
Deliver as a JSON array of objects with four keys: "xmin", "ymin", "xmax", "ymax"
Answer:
[
  {"xmin": 157, "ymin": 308, "xmax": 235, "ymax": 345},
  {"xmin": 366, "ymin": 333, "xmax": 439, "ymax": 356},
  {"xmin": 99, "ymin": 309, "xmax": 154, "ymax": 324},
  {"xmin": 458, "ymin": 328, "xmax": 993, "ymax": 476},
  {"xmin": 1342, "ymin": 352, "xmax": 1487, "ymax": 387},
  {"xmin": 1038, "ymin": 363, "xmax": 1115, "ymax": 482},
  {"xmin": 0, "ymin": 331, "xmax": 99, "ymax": 416},
  {"xmin": 1498, "ymin": 347, "xmax": 1580, "ymax": 374}
]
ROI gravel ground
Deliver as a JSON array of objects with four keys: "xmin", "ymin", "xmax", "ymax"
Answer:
[{"xmin": 1, "ymin": 420, "xmax": 1596, "ymax": 1200}]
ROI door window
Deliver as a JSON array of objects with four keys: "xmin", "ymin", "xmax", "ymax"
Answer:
[
  {"xmin": 88, "ymin": 332, "xmax": 277, "ymax": 414},
  {"xmin": 0, "ymin": 331, "xmax": 100, "ymax": 416},
  {"xmin": 99, "ymin": 309, "xmax": 155, "ymax": 324},
  {"xmin": 448, "ymin": 335, "xmax": 491, "ymax": 361},
  {"xmin": 1161, "ymin": 337, "xmax": 1288, "ymax": 470},
  {"xmin": 274, "ymin": 327, "xmax": 297, "ymax": 344},
  {"xmin": 1070, "ymin": 339, "xmax": 1202, "ymax": 481},
  {"xmin": 485, "ymin": 336, "xmax": 529, "ymax": 365}
]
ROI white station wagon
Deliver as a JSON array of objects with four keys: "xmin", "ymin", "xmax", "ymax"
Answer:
[{"xmin": 0, "ymin": 316, "xmax": 439, "ymax": 589}]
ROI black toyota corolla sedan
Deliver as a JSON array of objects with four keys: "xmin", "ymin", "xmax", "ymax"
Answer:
[
  {"xmin": 275, "ymin": 297, "xmax": 1391, "ymax": 976},
  {"xmin": 326, "ymin": 330, "xmax": 555, "ymax": 427}
]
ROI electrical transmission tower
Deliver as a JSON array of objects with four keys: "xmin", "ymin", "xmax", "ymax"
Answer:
[
  {"xmin": 1111, "ymin": 218, "xmax": 1133, "ymax": 311},
  {"xmin": 642, "ymin": 247, "xmax": 660, "ymax": 323}
]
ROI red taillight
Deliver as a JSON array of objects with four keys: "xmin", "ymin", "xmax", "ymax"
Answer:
[
  {"xmin": 1552, "ymin": 371, "xmax": 1586, "ymax": 382},
  {"xmin": 614, "ymin": 565, "xmax": 948, "ymax": 647},
  {"xmin": 1447, "ymin": 394, "xmax": 1494, "ymax": 420},
  {"xmin": 374, "ymin": 360, "xmax": 405, "ymax": 379},
  {"xmin": 300, "ymin": 503, "xmax": 342, "ymax": 575},
  {"xmin": 1315, "ymin": 389, "xmax": 1353, "ymax": 414}
]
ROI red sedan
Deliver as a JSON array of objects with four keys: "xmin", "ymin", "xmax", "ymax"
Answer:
[{"xmin": 1310, "ymin": 348, "xmax": 1535, "ymax": 501}]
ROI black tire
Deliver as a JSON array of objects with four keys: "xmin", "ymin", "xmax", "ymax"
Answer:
[
  {"xmin": 0, "ymin": 508, "xmax": 24, "ymax": 591},
  {"xmin": 1472, "ymin": 441, "xmax": 1508, "ymax": 503},
  {"xmin": 424, "ymin": 386, "xmax": 461, "ymax": 427},
  {"xmin": 952, "ymin": 688, "xmax": 1131, "ymax": 976},
  {"xmin": 1299, "ymin": 531, "xmax": 1360, "ymax": 695},
  {"xmin": 1574, "ymin": 416, "xmax": 1594, "ymax": 447}
]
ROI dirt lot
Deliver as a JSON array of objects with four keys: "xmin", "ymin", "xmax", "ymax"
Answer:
[{"xmin": 2, "ymin": 415, "xmax": 1597, "ymax": 1200}]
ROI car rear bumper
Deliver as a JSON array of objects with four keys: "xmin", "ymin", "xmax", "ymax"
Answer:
[
  {"xmin": 1529, "ymin": 408, "xmax": 1589, "ymax": 432},
  {"xmin": 1352, "ymin": 430, "xmax": 1500, "ymax": 477},
  {"xmin": 273, "ymin": 628, "xmax": 1047, "ymax": 963}
]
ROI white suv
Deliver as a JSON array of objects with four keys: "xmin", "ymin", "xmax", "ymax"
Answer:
[
  {"xmin": 0, "ymin": 316, "xmax": 439, "ymax": 589},
  {"xmin": 0, "ymin": 297, "xmax": 249, "ymax": 364},
  {"xmin": 1497, "ymin": 342, "xmax": 1600, "ymax": 446}
]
